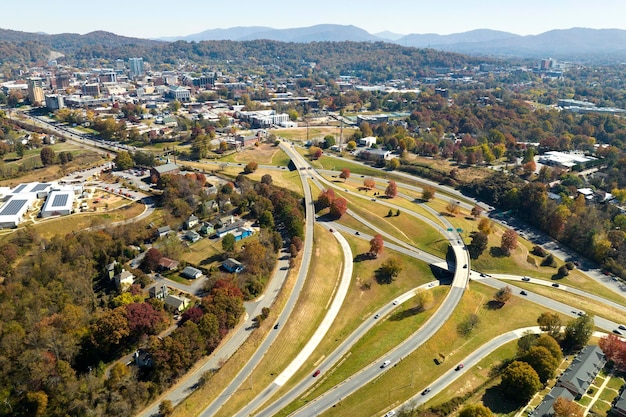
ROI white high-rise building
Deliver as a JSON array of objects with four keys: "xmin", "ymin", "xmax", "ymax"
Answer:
[{"xmin": 128, "ymin": 57, "xmax": 144, "ymax": 79}]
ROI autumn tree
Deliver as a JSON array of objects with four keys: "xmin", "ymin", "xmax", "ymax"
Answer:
[
  {"xmin": 478, "ymin": 218, "xmax": 493, "ymax": 235},
  {"xmin": 309, "ymin": 146, "xmax": 323, "ymax": 159},
  {"xmin": 534, "ymin": 334, "xmax": 563, "ymax": 361},
  {"xmin": 471, "ymin": 205, "xmax": 483, "ymax": 219},
  {"xmin": 563, "ymin": 313, "xmax": 594, "ymax": 351},
  {"xmin": 376, "ymin": 258, "xmax": 402, "ymax": 284},
  {"xmin": 468, "ymin": 231, "xmax": 488, "ymax": 259},
  {"xmin": 414, "ymin": 289, "xmax": 434, "ymax": 312},
  {"xmin": 459, "ymin": 404, "xmax": 493, "ymax": 417},
  {"xmin": 363, "ymin": 178, "xmax": 376, "ymax": 190},
  {"xmin": 369, "ymin": 234, "xmax": 384, "ymax": 258},
  {"xmin": 445, "ymin": 200, "xmax": 461, "ymax": 216},
  {"xmin": 599, "ymin": 334, "xmax": 626, "ymax": 371},
  {"xmin": 500, "ymin": 360, "xmax": 542, "ymax": 402},
  {"xmin": 385, "ymin": 180, "xmax": 398, "ymax": 198},
  {"xmin": 141, "ymin": 247, "xmax": 163, "ymax": 272},
  {"xmin": 553, "ymin": 397, "xmax": 584, "ymax": 417},
  {"xmin": 40, "ymin": 146, "xmax": 56, "ymax": 166},
  {"xmin": 317, "ymin": 189, "xmax": 336, "ymax": 210},
  {"xmin": 329, "ymin": 197, "xmax": 348, "ymax": 219},
  {"xmin": 339, "ymin": 168, "xmax": 350, "ymax": 182},
  {"xmin": 500, "ymin": 229, "xmax": 518, "ymax": 256},
  {"xmin": 494, "ymin": 285, "xmax": 512, "ymax": 305},
  {"xmin": 422, "ymin": 185, "xmax": 435, "ymax": 201},
  {"xmin": 159, "ymin": 399, "xmax": 174, "ymax": 416},
  {"xmin": 243, "ymin": 161, "xmax": 258, "ymax": 173},
  {"xmin": 537, "ymin": 312, "xmax": 562, "ymax": 338}
]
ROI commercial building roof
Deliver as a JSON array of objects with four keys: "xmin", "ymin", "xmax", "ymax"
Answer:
[
  {"xmin": 0, "ymin": 199, "xmax": 29, "ymax": 216},
  {"xmin": 41, "ymin": 190, "xmax": 74, "ymax": 217}
]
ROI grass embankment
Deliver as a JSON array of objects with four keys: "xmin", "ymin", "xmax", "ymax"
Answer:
[
  {"xmin": 331, "ymin": 190, "xmax": 449, "ymax": 258},
  {"xmin": 322, "ymin": 173, "xmax": 445, "ymax": 227},
  {"xmin": 272, "ymin": 235, "xmax": 438, "ymax": 415},
  {"xmin": 213, "ymin": 224, "xmax": 344, "ymax": 416},
  {"xmin": 32, "ymin": 200, "xmax": 146, "ymax": 239},
  {"xmin": 288, "ymin": 281, "xmax": 570, "ymax": 417},
  {"xmin": 217, "ymin": 143, "xmax": 291, "ymax": 166}
]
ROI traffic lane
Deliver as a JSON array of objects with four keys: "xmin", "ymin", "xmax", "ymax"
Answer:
[
  {"xmin": 480, "ymin": 278, "xmax": 621, "ymax": 332},
  {"xmin": 290, "ymin": 287, "xmax": 465, "ymax": 417}
]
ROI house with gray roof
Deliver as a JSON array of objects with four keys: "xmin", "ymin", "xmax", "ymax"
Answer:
[
  {"xmin": 181, "ymin": 266, "xmax": 203, "ymax": 280},
  {"xmin": 531, "ymin": 386, "xmax": 576, "ymax": 417},
  {"xmin": 557, "ymin": 345, "xmax": 606, "ymax": 399},
  {"xmin": 150, "ymin": 163, "xmax": 180, "ymax": 183},
  {"xmin": 164, "ymin": 294, "xmax": 190, "ymax": 312},
  {"xmin": 612, "ymin": 386, "xmax": 626, "ymax": 417}
]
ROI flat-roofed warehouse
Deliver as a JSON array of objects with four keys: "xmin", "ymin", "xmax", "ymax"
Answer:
[
  {"xmin": 0, "ymin": 195, "xmax": 37, "ymax": 228},
  {"xmin": 40, "ymin": 190, "xmax": 75, "ymax": 218}
]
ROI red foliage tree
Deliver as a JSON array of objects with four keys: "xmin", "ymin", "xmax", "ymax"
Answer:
[
  {"xmin": 317, "ymin": 189, "xmax": 336, "ymax": 210},
  {"xmin": 339, "ymin": 168, "xmax": 351, "ymax": 182},
  {"xmin": 599, "ymin": 333, "xmax": 626, "ymax": 371},
  {"xmin": 369, "ymin": 234, "xmax": 385, "ymax": 258},
  {"xmin": 363, "ymin": 178, "xmax": 376, "ymax": 190},
  {"xmin": 501, "ymin": 229, "xmax": 518, "ymax": 255},
  {"xmin": 385, "ymin": 180, "xmax": 398, "ymax": 198},
  {"xmin": 180, "ymin": 306, "xmax": 204, "ymax": 325},
  {"xmin": 125, "ymin": 302, "xmax": 164, "ymax": 338},
  {"xmin": 329, "ymin": 197, "xmax": 348, "ymax": 219},
  {"xmin": 141, "ymin": 247, "xmax": 163, "ymax": 272}
]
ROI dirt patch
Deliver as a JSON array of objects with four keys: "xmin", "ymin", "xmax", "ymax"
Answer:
[{"xmin": 231, "ymin": 143, "xmax": 280, "ymax": 164}]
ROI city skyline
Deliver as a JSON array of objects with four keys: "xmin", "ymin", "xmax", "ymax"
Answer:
[{"xmin": 3, "ymin": 0, "xmax": 626, "ymax": 40}]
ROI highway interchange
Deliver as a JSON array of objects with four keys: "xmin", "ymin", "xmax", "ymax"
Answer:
[{"xmin": 11, "ymin": 112, "xmax": 624, "ymax": 416}]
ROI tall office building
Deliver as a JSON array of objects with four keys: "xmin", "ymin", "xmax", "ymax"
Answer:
[
  {"xmin": 27, "ymin": 77, "xmax": 45, "ymax": 105},
  {"xmin": 55, "ymin": 72, "xmax": 71, "ymax": 90},
  {"xmin": 129, "ymin": 57, "xmax": 144, "ymax": 79}
]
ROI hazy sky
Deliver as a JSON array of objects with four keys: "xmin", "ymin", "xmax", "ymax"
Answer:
[{"xmin": 4, "ymin": 0, "xmax": 626, "ymax": 39}]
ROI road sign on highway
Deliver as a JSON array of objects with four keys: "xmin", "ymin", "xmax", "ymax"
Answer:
[
  {"xmin": 447, "ymin": 228, "xmax": 453, "ymax": 232},
  {"xmin": 456, "ymin": 228, "xmax": 463, "ymax": 233}
]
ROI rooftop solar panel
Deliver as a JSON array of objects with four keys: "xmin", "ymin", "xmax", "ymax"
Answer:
[
  {"xmin": 32, "ymin": 183, "xmax": 51, "ymax": 192},
  {"xmin": 0, "ymin": 199, "xmax": 27, "ymax": 216},
  {"xmin": 13, "ymin": 184, "xmax": 27, "ymax": 193},
  {"xmin": 52, "ymin": 194, "xmax": 69, "ymax": 207}
]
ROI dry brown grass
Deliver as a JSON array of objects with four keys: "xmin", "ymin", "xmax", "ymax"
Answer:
[{"xmin": 214, "ymin": 224, "xmax": 344, "ymax": 416}]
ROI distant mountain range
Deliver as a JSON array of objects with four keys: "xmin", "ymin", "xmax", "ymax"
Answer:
[
  {"xmin": 159, "ymin": 24, "xmax": 626, "ymax": 59},
  {"xmin": 2, "ymin": 24, "xmax": 626, "ymax": 62}
]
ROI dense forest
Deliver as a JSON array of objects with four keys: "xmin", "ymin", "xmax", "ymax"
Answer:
[{"xmin": 0, "ymin": 168, "xmax": 304, "ymax": 416}]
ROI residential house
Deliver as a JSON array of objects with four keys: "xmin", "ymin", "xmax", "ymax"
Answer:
[
  {"xmin": 181, "ymin": 266, "xmax": 203, "ymax": 280},
  {"xmin": 184, "ymin": 230, "xmax": 201, "ymax": 243},
  {"xmin": 612, "ymin": 387, "xmax": 626, "ymax": 417},
  {"xmin": 200, "ymin": 222, "xmax": 215, "ymax": 235},
  {"xmin": 557, "ymin": 345, "xmax": 606, "ymax": 399},
  {"xmin": 164, "ymin": 294, "xmax": 190, "ymax": 312},
  {"xmin": 148, "ymin": 283, "xmax": 169, "ymax": 300},
  {"xmin": 222, "ymin": 258, "xmax": 244, "ymax": 273},
  {"xmin": 105, "ymin": 260, "xmax": 119, "ymax": 280},
  {"xmin": 158, "ymin": 257, "xmax": 179, "ymax": 271},
  {"xmin": 232, "ymin": 227, "xmax": 254, "ymax": 242},
  {"xmin": 185, "ymin": 214, "xmax": 199, "ymax": 229},
  {"xmin": 215, "ymin": 219, "xmax": 246, "ymax": 238},
  {"xmin": 134, "ymin": 349, "xmax": 153, "ymax": 368},
  {"xmin": 531, "ymin": 386, "xmax": 576, "ymax": 417},
  {"xmin": 114, "ymin": 270, "xmax": 135, "ymax": 291},
  {"xmin": 218, "ymin": 215, "xmax": 235, "ymax": 227},
  {"xmin": 156, "ymin": 225, "xmax": 171, "ymax": 238}
]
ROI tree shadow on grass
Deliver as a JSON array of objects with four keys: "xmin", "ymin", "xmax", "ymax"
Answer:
[
  {"xmin": 482, "ymin": 385, "xmax": 525, "ymax": 415},
  {"xmin": 489, "ymin": 246, "xmax": 509, "ymax": 258},
  {"xmin": 389, "ymin": 306, "xmax": 424, "ymax": 322},
  {"xmin": 199, "ymin": 254, "xmax": 223, "ymax": 266},
  {"xmin": 486, "ymin": 300, "xmax": 505, "ymax": 310},
  {"xmin": 353, "ymin": 253, "xmax": 372, "ymax": 263}
]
